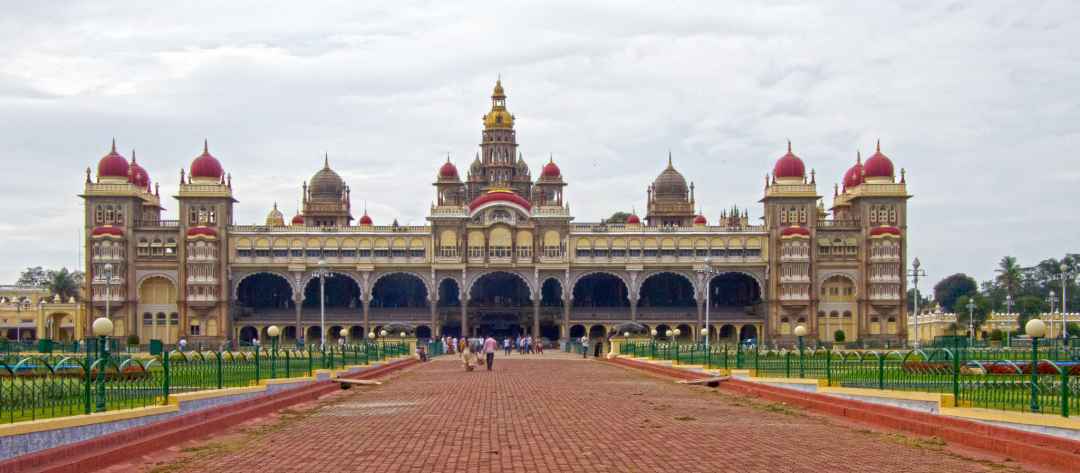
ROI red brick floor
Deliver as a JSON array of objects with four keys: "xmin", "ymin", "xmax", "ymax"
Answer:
[{"xmin": 120, "ymin": 355, "xmax": 1030, "ymax": 473}]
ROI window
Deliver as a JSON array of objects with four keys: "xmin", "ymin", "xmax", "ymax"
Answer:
[
  {"xmin": 143, "ymin": 313, "xmax": 153, "ymax": 325},
  {"xmin": 237, "ymin": 249, "xmax": 253, "ymax": 258},
  {"xmin": 710, "ymin": 249, "xmax": 725, "ymax": 257},
  {"xmin": 358, "ymin": 249, "xmax": 371, "ymax": 258},
  {"xmin": 255, "ymin": 249, "xmax": 270, "ymax": 258},
  {"xmin": 409, "ymin": 249, "xmax": 425, "ymax": 258},
  {"xmin": 189, "ymin": 323, "xmax": 201, "ymax": 336},
  {"xmin": 305, "ymin": 249, "xmax": 321, "ymax": 258},
  {"xmin": 290, "ymin": 249, "xmax": 303, "ymax": 258},
  {"xmin": 374, "ymin": 249, "xmax": 391, "ymax": 258},
  {"xmin": 660, "ymin": 249, "xmax": 677, "ymax": 257},
  {"xmin": 341, "ymin": 250, "xmax": 357, "ymax": 258},
  {"xmin": 575, "ymin": 249, "xmax": 591, "ymax": 258},
  {"xmin": 273, "ymin": 249, "xmax": 288, "ymax": 258},
  {"xmin": 392, "ymin": 249, "xmax": 408, "ymax": 258}
]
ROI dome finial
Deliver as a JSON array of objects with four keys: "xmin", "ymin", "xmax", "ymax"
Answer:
[
  {"xmin": 549, "ymin": 153, "xmax": 554, "ymax": 164},
  {"xmin": 876, "ymin": 139, "xmax": 881, "ymax": 153},
  {"xmin": 203, "ymin": 139, "xmax": 208, "ymax": 154},
  {"xmin": 667, "ymin": 150, "xmax": 673, "ymax": 167},
  {"xmin": 857, "ymin": 150, "xmax": 862, "ymax": 163},
  {"xmin": 131, "ymin": 149, "xmax": 136, "ymax": 163},
  {"xmin": 111, "ymin": 137, "xmax": 117, "ymax": 153},
  {"xmin": 787, "ymin": 139, "xmax": 792, "ymax": 153}
]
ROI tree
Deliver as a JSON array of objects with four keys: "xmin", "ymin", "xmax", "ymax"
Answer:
[
  {"xmin": 906, "ymin": 288, "xmax": 930, "ymax": 312},
  {"xmin": 994, "ymin": 256, "xmax": 1022, "ymax": 297},
  {"xmin": 604, "ymin": 211, "xmax": 631, "ymax": 224},
  {"xmin": 44, "ymin": 268, "xmax": 83, "ymax": 302},
  {"xmin": 933, "ymin": 273, "xmax": 977, "ymax": 312},
  {"xmin": 16, "ymin": 266, "xmax": 47, "ymax": 287}
]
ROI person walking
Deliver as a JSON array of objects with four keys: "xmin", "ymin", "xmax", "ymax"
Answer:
[
  {"xmin": 503, "ymin": 337, "xmax": 511, "ymax": 356},
  {"xmin": 483, "ymin": 334, "xmax": 498, "ymax": 371},
  {"xmin": 580, "ymin": 335, "xmax": 588, "ymax": 358}
]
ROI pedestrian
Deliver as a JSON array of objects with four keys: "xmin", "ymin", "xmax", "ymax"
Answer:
[
  {"xmin": 536, "ymin": 338, "xmax": 544, "ymax": 355},
  {"xmin": 483, "ymin": 334, "xmax": 498, "ymax": 371},
  {"xmin": 179, "ymin": 337, "xmax": 188, "ymax": 352},
  {"xmin": 461, "ymin": 342, "xmax": 474, "ymax": 371},
  {"xmin": 503, "ymin": 337, "xmax": 511, "ymax": 356},
  {"xmin": 580, "ymin": 335, "xmax": 588, "ymax": 358}
]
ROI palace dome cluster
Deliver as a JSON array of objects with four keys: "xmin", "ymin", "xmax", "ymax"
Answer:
[{"xmin": 79, "ymin": 80, "xmax": 912, "ymax": 347}]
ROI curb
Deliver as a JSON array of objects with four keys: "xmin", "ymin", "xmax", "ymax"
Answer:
[
  {"xmin": 1, "ymin": 358, "xmax": 419, "ymax": 473},
  {"xmin": 606, "ymin": 357, "xmax": 1080, "ymax": 472}
]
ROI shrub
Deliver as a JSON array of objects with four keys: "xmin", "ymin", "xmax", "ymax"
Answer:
[
  {"xmin": 833, "ymin": 330, "xmax": 846, "ymax": 343},
  {"xmin": 989, "ymin": 329, "xmax": 1003, "ymax": 341},
  {"xmin": 126, "ymin": 334, "xmax": 140, "ymax": 346}
]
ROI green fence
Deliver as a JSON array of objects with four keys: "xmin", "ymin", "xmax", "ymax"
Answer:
[
  {"xmin": 0, "ymin": 340, "xmax": 407, "ymax": 424},
  {"xmin": 619, "ymin": 341, "xmax": 1079, "ymax": 417}
]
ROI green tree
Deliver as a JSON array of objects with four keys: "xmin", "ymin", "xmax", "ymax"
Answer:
[
  {"xmin": 906, "ymin": 288, "xmax": 930, "ymax": 312},
  {"xmin": 604, "ymin": 211, "xmax": 631, "ymax": 224},
  {"xmin": 994, "ymin": 256, "xmax": 1022, "ymax": 297},
  {"xmin": 44, "ymin": 268, "xmax": 83, "ymax": 302},
  {"xmin": 955, "ymin": 294, "xmax": 991, "ymax": 335},
  {"xmin": 16, "ymin": 266, "xmax": 47, "ymax": 287},
  {"xmin": 933, "ymin": 273, "xmax": 977, "ymax": 312}
]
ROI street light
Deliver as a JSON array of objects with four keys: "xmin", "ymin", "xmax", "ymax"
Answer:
[
  {"xmin": 794, "ymin": 324, "xmax": 807, "ymax": 377},
  {"xmin": 650, "ymin": 328, "xmax": 658, "ymax": 358},
  {"xmin": 907, "ymin": 257, "xmax": 927, "ymax": 348},
  {"xmin": 1048, "ymin": 290, "xmax": 1058, "ymax": 338},
  {"xmin": 1004, "ymin": 294, "xmax": 1014, "ymax": 347},
  {"xmin": 267, "ymin": 325, "xmax": 280, "ymax": 377},
  {"xmin": 697, "ymin": 257, "xmax": 718, "ymax": 351},
  {"xmin": 1060, "ymin": 263, "xmax": 1073, "ymax": 344},
  {"xmin": 340, "ymin": 328, "xmax": 349, "ymax": 344},
  {"xmin": 966, "ymin": 298, "xmax": 976, "ymax": 347},
  {"xmin": 1024, "ymin": 318, "xmax": 1047, "ymax": 412},
  {"xmin": 91, "ymin": 316, "xmax": 113, "ymax": 412},
  {"xmin": 316, "ymin": 259, "xmax": 329, "ymax": 349}
]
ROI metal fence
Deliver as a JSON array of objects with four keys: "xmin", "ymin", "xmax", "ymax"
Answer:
[
  {"xmin": 0, "ymin": 340, "xmax": 408, "ymax": 424},
  {"xmin": 620, "ymin": 341, "xmax": 1079, "ymax": 417}
]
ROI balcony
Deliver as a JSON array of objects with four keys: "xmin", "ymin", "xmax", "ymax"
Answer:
[{"xmin": 134, "ymin": 219, "xmax": 180, "ymax": 229}]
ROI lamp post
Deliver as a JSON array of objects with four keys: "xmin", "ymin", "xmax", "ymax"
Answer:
[
  {"xmin": 697, "ymin": 257, "xmax": 717, "ymax": 351},
  {"xmin": 966, "ymin": 298, "xmax": 976, "ymax": 347},
  {"xmin": 794, "ymin": 324, "xmax": 807, "ymax": 378},
  {"xmin": 91, "ymin": 316, "xmax": 113, "ymax": 412},
  {"xmin": 340, "ymin": 328, "xmax": 349, "ymax": 345},
  {"xmin": 1048, "ymin": 291, "xmax": 1058, "ymax": 338},
  {"xmin": 1060, "ymin": 263, "xmax": 1072, "ymax": 344},
  {"xmin": 907, "ymin": 257, "xmax": 927, "ymax": 348},
  {"xmin": 267, "ymin": 325, "xmax": 280, "ymax": 378},
  {"xmin": 103, "ymin": 263, "xmax": 114, "ymax": 337},
  {"xmin": 316, "ymin": 259, "xmax": 329, "ymax": 349},
  {"xmin": 650, "ymin": 328, "xmax": 657, "ymax": 358},
  {"xmin": 1004, "ymin": 294, "xmax": 1014, "ymax": 347},
  {"xmin": 1024, "ymin": 318, "xmax": 1046, "ymax": 412},
  {"xmin": 380, "ymin": 329, "xmax": 388, "ymax": 355}
]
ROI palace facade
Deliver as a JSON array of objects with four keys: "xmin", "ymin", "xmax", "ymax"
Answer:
[{"xmin": 79, "ymin": 80, "xmax": 912, "ymax": 346}]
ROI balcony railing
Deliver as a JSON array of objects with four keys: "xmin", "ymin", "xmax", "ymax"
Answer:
[
  {"xmin": 230, "ymin": 224, "xmax": 430, "ymax": 233},
  {"xmin": 570, "ymin": 223, "xmax": 766, "ymax": 233},
  {"xmin": 134, "ymin": 219, "xmax": 180, "ymax": 229}
]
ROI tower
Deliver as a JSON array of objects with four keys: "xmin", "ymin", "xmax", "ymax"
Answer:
[
  {"xmin": 466, "ymin": 79, "xmax": 532, "ymax": 200},
  {"xmin": 175, "ymin": 140, "xmax": 235, "ymax": 342},
  {"xmin": 761, "ymin": 142, "xmax": 820, "ymax": 341},
  {"xmin": 646, "ymin": 153, "xmax": 695, "ymax": 226},
  {"xmin": 301, "ymin": 155, "xmax": 352, "ymax": 227}
]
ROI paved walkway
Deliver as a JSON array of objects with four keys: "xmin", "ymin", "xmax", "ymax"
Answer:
[{"xmin": 123, "ymin": 354, "xmax": 1030, "ymax": 473}]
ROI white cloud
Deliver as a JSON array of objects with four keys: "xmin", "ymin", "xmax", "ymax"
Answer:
[{"xmin": 1, "ymin": 0, "xmax": 1079, "ymax": 284}]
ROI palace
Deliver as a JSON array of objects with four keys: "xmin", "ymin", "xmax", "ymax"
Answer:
[{"xmin": 79, "ymin": 80, "xmax": 912, "ymax": 347}]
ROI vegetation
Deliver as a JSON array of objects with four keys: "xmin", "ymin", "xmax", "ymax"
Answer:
[
  {"xmin": 16, "ymin": 266, "xmax": 84, "ymax": 302},
  {"xmin": 833, "ymin": 330, "xmax": 845, "ymax": 343},
  {"xmin": 604, "ymin": 211, "xmax": 632, "ymax": 224}
]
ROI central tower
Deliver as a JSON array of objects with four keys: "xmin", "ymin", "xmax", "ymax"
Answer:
[{"xmin": 467, "ymin": 79, "xmax": 532, "ymax": 200}]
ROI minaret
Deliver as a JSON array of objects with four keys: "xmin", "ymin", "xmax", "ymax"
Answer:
[{"xmin": 471, "ymin": 79, "xmax": 531, "ymax": 199}]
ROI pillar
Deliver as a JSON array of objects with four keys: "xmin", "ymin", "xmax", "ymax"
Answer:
[
  {"xmin": 461, "ymin": 300, "xmax": 469, "ymax": 338},
  {"xmin": 532, "ymin": 299, "xmax": 540, "ymax": 338},
  {"xmin": 430, "ymin": 303, "xmax": 438, "ymax": 337},
  {"xmin": 293, "ymin": 295, "xmax": 302, "ymax": 342},
  {"xmin": 562, "ymin": 300, "xmax": 571, "ymax": 341},
  {"xmin": 630, "ymin": 295, "xmax": 638, "ymax": 321},
  {"xmin": 362, "ymin": 299, "xmax": 370, "ymax": 338}
]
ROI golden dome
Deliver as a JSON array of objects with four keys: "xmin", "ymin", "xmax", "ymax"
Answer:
[
  {"xmin": 483, "ymin": 79, "xmax": 514, "ymax": 130},
  {"xmin": 265, "ymin": 202, "xmax": 285, "ymax": 226}
]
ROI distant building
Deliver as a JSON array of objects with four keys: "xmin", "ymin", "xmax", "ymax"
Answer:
[
  {"xmin": 79, "ymin": 80, "xmax": 911, "ymax": 346},
  {"xmin": 0, "ymin": 286, "xmax": 82, "ymax": 341}
]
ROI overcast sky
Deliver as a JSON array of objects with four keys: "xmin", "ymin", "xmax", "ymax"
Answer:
[{"xmin": 1, "ymin": 1, "xmax": 1077, "ymax": 285}]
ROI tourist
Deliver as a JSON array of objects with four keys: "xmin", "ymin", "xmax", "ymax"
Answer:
[
  {"xmin": 483, "ymin": 334, "xmax": 498, "ymax": 371},
  {"xmin": 536, "ymin": 338, "xmax": 544, "ymax": 355},
  {"xmin": 579, "ymin": 335, "xmax": 588, "ymax": 358},
  {"xmin": 461, "ymin": 342, "xmax": 473, "ymax": 371},
  {"xmin": 179, "ymin": 337, "xmax": 188, "ymax": 352},
  {"xmin": 503, "ymin": 337, "xmax": 511, "ymax": 356}
]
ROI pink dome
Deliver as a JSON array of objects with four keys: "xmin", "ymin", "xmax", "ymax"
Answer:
[
  {"xmin": 541, "ymin": 159, "xmax": 561, "ymax": 179},
  {"xmin": 772, "ymin": 141, "xmax": 805, "ymax": 180},
  {"xmin": 843, "ymin": 154, "xmax": 864, "ymax": 190},
  {"xmin": 358, "ymin": 213, "xmax": 373, "ymax": 225},
  {"xmin": 864, "ymin": 141, "xmax": 894, "ymax": 179},
  {"xmin": 97, "ymin": 140, "xmax": 129, "ymax": 179},
  {"xmin": 626, "ymin": 214, "xmax": 641, "ymax": 224},
  {"xmin": 129, "ymin": 155, "xmax": 149, "ymax": 189},
  {"xmin": 439, "ymin": 160, "xmax": 458, "ymax": 179},
  {"xmin": 693, "ymin": 214, "xmax": 707, "ymax": 225},
  {"xmin": 291, "ymin": 214, "xmax": 305, "ymax": 225},
  {"xmin": 190, "ymin": 140, "xmax": 224, "ymax": 180},
  {"xmin": 468, "ymin": 190, "xmax": 532, "ymax": 212}
]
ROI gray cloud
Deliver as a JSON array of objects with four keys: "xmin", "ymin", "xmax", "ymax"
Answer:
[{"xmin": 1, "ymin": 0, "xmax": 1078, "ymax": 284}]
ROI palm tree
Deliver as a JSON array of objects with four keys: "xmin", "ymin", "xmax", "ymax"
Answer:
[
  {"xmin": 43, "ymin": 268, "xmax": 81, "ymax": 302},
  {"xmin": 995, "ymin": 256, "xmax": 1022, "ymax": 298}
]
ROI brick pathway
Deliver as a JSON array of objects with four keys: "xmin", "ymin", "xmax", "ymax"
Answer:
[{"xmin": 126, "ymin": 354, "xmax": 1029, "ymax": 473}]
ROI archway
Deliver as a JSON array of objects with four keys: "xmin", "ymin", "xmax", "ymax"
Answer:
[
  {"xmin": 371, "ymin": 273, "xmax": 429, "ymax": 308},
  {"xmin": 437, "ymin": 278, "xmax": 460, "ymax": 307},
  {"xmin": 676, "ymin": 323, "xmax": 693, "ymax": 343},
  {"xmin": 349, "ymin": 326, "xmax": 365, "ymax": 340},
  {"xmin": 569, "ymin": 324, "xmax": 586, "ymax": 338},
  {"xmin": 437, "ymin": 278, "xmax": 462, "ymax": 337},
  {"xmin": 469, "ymin": 272, "xmax": 531, "ymax": 338},
  {"xmin": 719, "ymin": 324, "xmax": 736, "ymax": 341},
  {"xmin": 138, "ymin": 276, "xmax": 178, "ymax": 341},
  {"xmin": 708, "ymin": 273, "xmax": 761, "ymax": 309},
  {"xmin": 416, "ymin": 325, "xmax": 432, "ymax": 339},
  {"xmin": 655, "ymin": 324, "xmax": 672, "ymax": 341},
  {"xmin": 303, "ymin": 274, "xmax": 361, "ymax": 309},
  {"xmin": 637, "ymin": 273, "xmax": 695, "ymax": 307},
  {"xmin": 239, "ymin": 326, "xmax": 258, "ymax": 343},
  {"xmin": 306, "ymin": 326, "xmax": 322, "ymax": 343},
  {"xmin": 739, "ymin": 325, "xmax": 758, "ymax": 343},
  {"xmin": 237, "ymin": 273, "xmax": 294, "ymax": 317},
  {"xmin": 539, "ymin": 278, "xmax": 563, "ymax": 341},
  {"xmin": 572, "ymin": 273, "xmax": 629, "ymax": 307}
]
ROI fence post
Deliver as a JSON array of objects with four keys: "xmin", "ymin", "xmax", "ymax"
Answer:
[
  {"xmin": 952, "ymin": 349, "xmax": 960, "ymax": 405},
  {"xmin": 255, "ymin": 348, "xmax": 261, "ymax": 383},
  {"xmin": 1063, "ymin": 367, "xmax": 1070, "ymax": 418},
  {"xmin": 285, "ymin": 350, "xmax": 291, "ymax": 378},
  {"xmin": 785, "ymin": 351, "xmax": 791, "ymax": 377},
  {"xmin": 878, "ymin": 354, "xmax": 885, "ymax": 390},
  {"xmin": 216, "ymin": 351, "xmax": 224, "ymax": 389},
  {"xmin": 308, "ymin": 347, "xmax": 314, "ymax": 375},
  {"xmin": 162, "ymin": 351, "xmax": 170, "ymax": 404}
]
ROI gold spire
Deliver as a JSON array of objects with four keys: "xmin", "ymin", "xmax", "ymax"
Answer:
[{"xmin": 483, "ymin": 78, "xmax": 514, "ymax": 129}]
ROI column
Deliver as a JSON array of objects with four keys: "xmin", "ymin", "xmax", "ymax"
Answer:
[
  {"xmin": 461, "ymin": 300, "xmax": 469, "ymax": 338},
  {"xmin": 430, "ymin": 303, "xmax": 438, "ymax": 338},
  {"xmin": 362, "ymin": 299, "xmax": 370, "ymax": 338},
  {"xmin": 293, "ymin": 295, "xmax": 302, "ymax": 343},
  {"xmin": 630, "ymin": 295, "xmax": 638, "ymax": 321},
  {"xmin": 532, "ymin": 299, "xmax": 541, "ymax": 338},
  {"xmin": 562, "ymin": 300, "xmax": 571, "ymax": 342},
  {"xmin": 696, "ymin": 300, "xmax": 704, "ymax": 327}
]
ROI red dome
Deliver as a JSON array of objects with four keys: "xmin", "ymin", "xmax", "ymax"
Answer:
[
  {"xmin": 864, "ymin": 143, "xmax": 894, "ymax": 179},
  {"xmin": 129, "ymin": 156, "xmax": 150, "ymax": 189},
  {"xmin": 190, "ymin": 140, "xmax": 224, "ymax": 180},
  {"xmin": 438, "ymin": 160, "xmax": 458, "ymax": 179},
  {"xmin": 693, "ymin": 214, "xmax": 707, "ymax": 225},
  {"xmin": 869, "ymin": 225, "xmax": 901, "ymax": 237},
  {"xmin": 468, "ymin": 190, "xmax": 532, "ymax": 212},
  {"xmin": 780, "ymin": 226, "xmax": 811, "ymax": 237},
  {"xmin": 626, "ymin": 214, "xmax": 641, "ymax": 224},
  {"xmin": 291, "ymin": 214, "xmax": 305, "ymax": 225},
  {"xmin": 358, "ymin": 213, "xmax": 373, "ymax": 225},
  {"xmin": 772, "ymin": 142, "xmax": 805, "ymax": 179},
  {"xmin": 91, "ymin": 225, "xmax": 124, "ymax": 237},
  {"xmin": 843, "ymin": 159, "xmax": 864, "ymax": 190},
  {"xmin": 186, "ymin": 226, "xmax": 218, "ymax": 238},
  {"xmin": 97, "ymin": 141, "xmax": 129, "ymax": 179},
  {"xmin": 541, "ymin": 159, "xmax": 561, "ymax": 178}
]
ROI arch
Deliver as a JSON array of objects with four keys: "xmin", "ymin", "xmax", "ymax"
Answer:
[
  {"xmin": 299, "ymin": 270, "xmax": 364, "ymax": 295},
  {"xmin": 675, "ymin": 323, "xmax": 693, "ymax": 341},
  {"xmin": 739, "ymin": 325, "xmax": 758, "ymax": 341},
  {"xmin": 416, "ymin": 325, "xmax": 433, "ymax": 339},
  {"xmin": 239, "ymin": 326, "xmax": 258, "ymax": 343},
  {"xmin": 237, "ymin": 273, "xmax": 296, "ymax": 311},
  {"xmin": 637, "ymin": 272, "xmax": 695, "ymax": 307},
  {"xmin": 588, "ymin": 325, "xmax": 607, "ymax": 338},
  {"xmin": 303, "ymin": 273, "xmax": 362, "ymax": 309},
  {"xmin": 233, "ymin": 271, "xmax": 298, "ymax": 298},
  {"xmin": 370, "ymin": 271, "xmax": 433, "ymax": 301},
  {"xmin": 136, "ymin": 273, "xmax": 178, "ymax": 292},
  {"xmin": 371, "ymin": 272, "xmax": 430, "ymax": 308},
  {"xmin": 437, "ymin": 278, "xmax": 461, "ymax": 307},
  {"xmin": 467, "ymin": 271, "xmax": 533, "ymax": 305},
  {"xmin": 540, "ymin": 277, "xmax": 564, "ymax": 307},
  {"xmin": 572, "ymin": 272, "xmax": 630, "ymax": 307},
  {"xmin": 138, "ymin": 276, "xmax": 177, "ymax": 304},
  {"xmin": 820, "ymin": 273, "xmax": 857, "ymax": 301},
  {"xmin": 706, "ymin": 272, "xmax": 762, "ymax": 308},
  {"xmin": 719, "ymin": 324, "xmax": 737, "ymax": 340},
  {"xmin": 465, "ymin": 270, "xmax": 534, "ymax": 300},
  {"xmin": 569, "ymin": 324, "xmax": 586, "ymax": 338}
]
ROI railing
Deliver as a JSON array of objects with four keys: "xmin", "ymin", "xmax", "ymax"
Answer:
[
  {"xmin": 817, "ymin": 220, "xmax": 861, "ymax": 229},
  {"xmin": 133, "ymin": 219, "xmax": 180, "ymax": 228},
  {"xmin": 0, "ymin": 340, "xmax": 408, "ymax": 424},
  {"xmin": 229, "ymin": 225, "xmax": 430, "ymax": 233},
  {"xmin": 620, "ymin": 341, "xmax": 1080, "ymax": 418},
  {"xmin": 570, "ymin": 223, "xmax": 766, "ymax": 233}
]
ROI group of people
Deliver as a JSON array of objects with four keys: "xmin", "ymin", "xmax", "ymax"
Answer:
[
  {"xmin": 433, "ymin": 334, "xmax": 546, "ymax": 372},
  {"xmin": 502, "ymin": 335, "xmax": 543, "ymax": 356}
]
